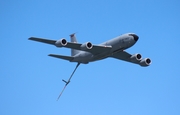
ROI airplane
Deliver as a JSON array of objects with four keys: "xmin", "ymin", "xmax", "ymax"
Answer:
[{"xmin": 28, "ymin": 33, "xmax": 151, "ymax": 100}]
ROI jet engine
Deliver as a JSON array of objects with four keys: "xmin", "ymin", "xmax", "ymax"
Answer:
[
  {"xmin": 139, "ymin": 58, "xmax": 151, "ymax": 66},
  {"xmin": 55, "ymin": 38, "xmax": 67, "ymax": 47},
  {"xmin": 130, "ymin": 53, "xmax": 142, "ymax": 62},
  {"xmin": 80, "ymin": 42, "xmax": 93, "ymax": 50}
]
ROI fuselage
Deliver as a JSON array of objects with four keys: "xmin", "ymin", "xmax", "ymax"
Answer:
[{"xmin": 71, "ymin": 33, "xmax": 139, "ymax": 64}]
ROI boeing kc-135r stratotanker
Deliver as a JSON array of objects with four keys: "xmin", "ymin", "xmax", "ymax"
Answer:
[{"xmin": 29, "ymin": 33, "xmax": 151, "ymax": 100}]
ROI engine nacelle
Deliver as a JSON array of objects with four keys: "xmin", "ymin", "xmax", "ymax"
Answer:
[
  {"xmin": 55, "ymin": 38, "xmax": 67, "ymax": 47},
  {"xmin": 139, "ymin": 58, "xmax": 151, "ymax": 67},
  {"xmin": 80, "ymin": 42, "xmax": 93, "ymax": 50},
  {"xmin": 130, "ymin": 53, "xmax": 142, "ymax": 62}
]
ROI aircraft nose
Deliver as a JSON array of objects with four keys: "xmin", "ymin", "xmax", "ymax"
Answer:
[
  {"xmin": 129, "ymin": 34, "xmax": 139, "ymax": 42},
  {"xmin": 132, "ymin": 34, "xmax": 139, "ymax": 41}
]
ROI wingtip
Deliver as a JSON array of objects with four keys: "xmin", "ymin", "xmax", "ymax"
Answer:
[
  {"xmin": 28, "ymin": 37, "xmax": 36, "ymax": 40},
  {"xmin": 48, "ymin": 54, "xmax": 55, "ymax": 57},
  {"xmin": 28, "ymin": 37, "xmax": 33, "ymax": 40}
]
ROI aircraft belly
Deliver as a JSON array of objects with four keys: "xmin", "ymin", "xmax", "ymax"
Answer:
[
  {"xmin": 71, "ymin": 51, "xmax": 111, "ymax": 63},
  {"xmin": 90, "ymin": 51, "xmax": 111, "ymax": 62},
  {"xmin": 72, "ymin": 52, "xmax": 93, "ymax": 63}
]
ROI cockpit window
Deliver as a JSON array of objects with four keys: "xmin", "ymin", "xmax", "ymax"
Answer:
[{"xmin": 128, "ymin": 33, "xmax": 139, "ymax": 41}]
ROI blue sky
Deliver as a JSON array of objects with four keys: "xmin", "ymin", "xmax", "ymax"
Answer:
[{"xmin": 1, "ymin": 0, "xmax": 180, "ymax": 115}]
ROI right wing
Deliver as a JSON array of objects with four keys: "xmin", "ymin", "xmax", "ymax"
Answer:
[{"xmin": 28, "ymin": 37, "xmax": 112, "ymax": 55}]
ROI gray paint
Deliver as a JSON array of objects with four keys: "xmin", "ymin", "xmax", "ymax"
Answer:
[{"xmin": 29, "ymin": 33, "xmax": 151, "ymax": 67}]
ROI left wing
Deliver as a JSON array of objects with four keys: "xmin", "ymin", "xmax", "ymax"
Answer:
[{"xmin": 29, "ymin": 37, "xmax": 112, "ymax": 55}]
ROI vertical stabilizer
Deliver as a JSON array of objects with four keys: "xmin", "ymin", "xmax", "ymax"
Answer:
[{"xmin": 70, "ymin": 33, "xmax": 80, "ymax": 56}]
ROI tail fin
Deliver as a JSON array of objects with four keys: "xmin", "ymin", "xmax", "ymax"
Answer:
[{"xmin": 70, "ymin": 33, "xmax": 80, "ymax": 56}]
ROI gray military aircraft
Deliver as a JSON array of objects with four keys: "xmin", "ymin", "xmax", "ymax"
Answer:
[{"xmin": 29, "ymin": 33, "xmax": 151, "ymax": 100}]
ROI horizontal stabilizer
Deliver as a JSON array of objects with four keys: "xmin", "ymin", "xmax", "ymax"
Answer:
[
  {"xmin": 29, "ymin": 37, "xmax": 56, "ymax": 45},
  {"xmin": 48, "ymin": 54, "xmax": 74, "ymax": 61}
]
